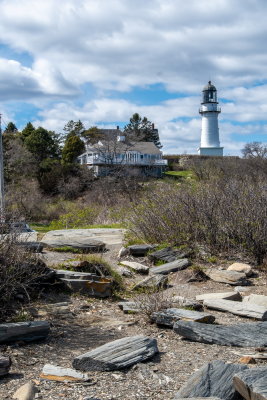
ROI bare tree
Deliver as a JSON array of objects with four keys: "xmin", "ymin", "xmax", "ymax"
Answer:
[{"xmin": 242, "ymin": 141, "xmax": 267, "ymax": 159}]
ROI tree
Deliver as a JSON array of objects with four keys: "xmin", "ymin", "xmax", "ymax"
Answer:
[
  {"xmin": 24, "ymin": 127, "xmax": 60, "ymax": 162},
  {"xmin": 83, "ymin": 126, "xmax": 103, "ymax": 144},
  {"xmin": 242, "ymin": 142, "xmax": 267, "ymax": 159},
  {"xmin": 21, "ymin": 122, "xmax": 35, "ymax": 140},
  {"xmin": 63, "ymin": 120, "xmax": 85, "ymax": 137},
  {"xmin": 62, "ymin": 133, "xmax": 85, "ymax": 164},
  {"xmin": 124, "ymin": 113, "xmax": 162, "ymax": 148},
  {"xmin": 4, "ymin": 122, "xmax": 18, "ymax": 134}
]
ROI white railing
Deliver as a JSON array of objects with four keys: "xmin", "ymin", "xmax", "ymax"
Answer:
[{"xmin": 82, "ymin": 156, "xmax": 167, "ymax": 166}]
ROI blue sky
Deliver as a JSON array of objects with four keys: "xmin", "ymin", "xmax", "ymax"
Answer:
[{"xmin": 0, "ymin": 0, "xmax": 267, "ymax": 155}]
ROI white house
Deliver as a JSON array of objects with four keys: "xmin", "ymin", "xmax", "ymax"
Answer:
[{"xmin": 78, "ymin": 128, "xmax": 167, "ymax": 177}]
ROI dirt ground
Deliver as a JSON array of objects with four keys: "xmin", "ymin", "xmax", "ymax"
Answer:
[{"xmin": 1, "ymin": 246, "xmax": 267, "ymax": 400}]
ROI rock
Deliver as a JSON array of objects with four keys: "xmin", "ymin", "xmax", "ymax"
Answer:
[
  {"xmin": 131, "ymin": 275, "xmax": 168, "ymax": 290},
  {"xmin": 196, "ymin": 292, "xmax": 242, "ymax": 302},
  {"xmin": 234, "ymin": 286, "xmax": 251, "ymax": 293},
  {"xmin": 120, "ymin": 260, "xmax": 149, "ymax": 274},
  {"xmin": 148, "ymin": 247, "xmax": 192, "ymax": 263},
  {"xmin": 173, "ymin": 320, "xmax": 267, "ymax": 347},
  {"xmin": 127, "ymin": 244, "xmax": 154, "ymax": 257},
  {"xmin": 227, "ymin": 262, "xmax": 253, "ymax": 276},
  {"xmin": 41, "ymin": 229, "xmax": 110, "ymax": 252},
  {"xmin": 40, "ymin": 364, "xmax": 91, "ymax": 382},
  {"xmin": 150, "ymin": 259, "xmax": 190, "ymax": 275},
  {"xmin": 54, "ymin": 269, "xmax": 102, "ymax": 280},
  {"xmin": 13, "ymin": 381, "xmax": 38, "ymax": 400},
  {"xmin": 172, "ymin": 296, "xmax": 203, "ymax": 310},
  {"xmin": 174, "ymin": 360, "xmax": 247, "ymax": 400},
  {"xmin": 238, "ymin": 356, "xmax": 256, "ymax": 364},
  {"xmin": 176, "ymin": 398, "xmax": 221, "ymax": 400},
  {"xmin": 208, "ymin": 269, "xmax": 247, "ymax": 285},
  {"xmin": 233, "ymin": 367, "xmax": 267, "ymax": 400},
  {"xmin": 61, "ymin": 277, "xmax": 112, "ymax": 298},
  {"xmin": 116, "ymin": 266, "xmax": 134, "ymax": 277},
  {"xmin": 203, "ymin": 299, "xmax": 267, "ymax": 320},
  {"xmin": 151, "ymin": 308, "xmax": 215, "ymax": 327},
  {"xmin": 118, "ymin": 302, "xmax": 140, "ymax": 314},
  {"xmin": 0, "ymin": 355, "xmax": 11, "ymax": 377},
  {"xmin": 72, "ymin": 335, "xmax": 158, "ymax": 371},
  {"xmin": 243, "ymin": 294, "xmax": 267, "ymax": 308},
  {"xmin": 0, "ymin": 321, "xmax": 50, "ymax": 344},
  {"xmin": 118, "ymin": 247, "xmax": 129, "ymax": 258}
]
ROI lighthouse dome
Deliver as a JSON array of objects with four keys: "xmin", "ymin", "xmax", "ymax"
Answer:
[
  {"xmin": 203, "ymin": 81, "xmax": 216, "ymax": 91},
  {"xmin": 202, "ymin": 81, "xmax": 217, "ymax": 103}
]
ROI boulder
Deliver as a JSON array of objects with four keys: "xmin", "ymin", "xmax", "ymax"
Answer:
[
  {"xmin": 175, "ymin": 360, "xmax": 247, "ymax": 400},
  {"xmin": 208, "ymin": 269, "xmax": 248, "ymax": 285},
  {"xmin": 13, "ymin": 381, "xmax": 38, "ymax": 400},
  {"xmin": 120, "ymin": 260, "xmax": 149, "ymax": 274},
  {"xmin": 203, "ymin": 299, "xmax": 267, "ymax": 320},
  {"xmin": 227, "ymin": 262, "xmax": 253, "ymax": 277},
  {"xmin": 116, "ymin": 266, "xmax": 134, "ymax": 277},
  {"xmin": 40, "ymin": 364, "xmax": 90, "ymax": 382},
  {"xmin": 150, "ymin": 259, "xmax": 190, "ymax": 275},
  {"xmin": 196, "ymin": 292, "xmax": 242, "ymax": 302},
  {"xmin": 173, "ymin": 321, "xmax": 267, "ymax": 347},
  {"xmin": 127, "ymin": 244, "xmax": 154, "ymax": 257},
  {"xmin": 131, "ymin": 274, "xmax": 168, "ymax": 291},
  {"xmin": 0, "ymin": 355, "xmax": 11, "ymax": 377},
  {"xmin": 72, "ymin": 335, "xmax": 158, "ymax": 371},
  {"xmin": 151, "ymin": 308, "xmax": 215, "ymax": 327},
  {"xmin": 148, "ymin": 247, "xmax": 192, "ymax": 263},
  {"xmin": 118, "ymin": 247, "xmax": 129, "ymax": 258},
  {"xmin": 243, "ymin": 294, "xmax": 267, "ymax": 308},
  {"xmin": 61, "ymin": 277, "xmax": 112, "ymax": 298},
  {"xmin": 0, "ymin": 321, "xmax": 50, "ymax": 344},
  {"xmin": 233, "ymin": 367, "xmax": 267, "ymax": 400}
]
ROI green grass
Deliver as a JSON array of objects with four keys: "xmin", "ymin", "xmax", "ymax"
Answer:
[
  {"xmin": 164, "ymin": 170, "xmax": 193, "ymax": 179},
  {"xmin": 30, "ymin": 222, "xmax": 124, "ymax": 233}
]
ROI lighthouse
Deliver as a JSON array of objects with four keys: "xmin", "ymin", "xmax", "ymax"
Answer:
[{"xmin": 198, "ymin": 81, "xmax": 223, "ymax": 156}]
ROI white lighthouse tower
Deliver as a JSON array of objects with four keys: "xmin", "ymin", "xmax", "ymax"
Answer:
[{"xmin": 198, "ymin": 81, "xmax": 223, "ymax": 156}]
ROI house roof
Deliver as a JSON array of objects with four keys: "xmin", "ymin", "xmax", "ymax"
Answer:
[{"xmin": 86, "ymin": 140, "xmax": 161, "ymax": 155}]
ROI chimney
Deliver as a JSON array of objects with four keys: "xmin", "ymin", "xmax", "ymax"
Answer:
[
  {"xmin": 117, "ymin": 125, "xmax": 120, "ymax": 130},
  {"xmin": 152, "ymin": 123, "xmax": 155, "ymax": 130}
]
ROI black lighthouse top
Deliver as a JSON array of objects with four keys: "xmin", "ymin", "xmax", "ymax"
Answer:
[{"xmin": 202, "ymin": 81, "xmax": 217, "ymax": 103}]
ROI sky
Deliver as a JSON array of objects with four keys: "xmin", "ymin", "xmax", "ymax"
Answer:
[{"xmin": 0, "ymin": 0, "xmax": 267, "ymax": 155}]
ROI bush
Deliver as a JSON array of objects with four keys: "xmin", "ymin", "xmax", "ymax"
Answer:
[
  {"xmin": 129, "ymin": 174, "xmax": 267, "ymax": 264},
  {"xmin": 49, "ymin": 205, "xmax": 101, "ymax": 229}
]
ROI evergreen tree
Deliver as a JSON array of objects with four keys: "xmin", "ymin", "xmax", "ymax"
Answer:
[
  {"xmin": 24, "ymin": 127, "xmax": 60, "ymax": 162},
  {"xmin": 4, "ymin": 122, "xmax": 18, "ymax": 134},
  {"xmin": 83, "ymin": 126, "xmax": 103, "ymax": 144},
  {"xmin": 124, "ymin": 113, "xmax": 162, "ymax": 148},
  {"xmin": 21, "ymin": 122, "xmax": 35, "ymax": 140},
  {"xmin": 62, "ymin": 133, "xmax": 85, "ymax": 164},
  {"xmin": 63, "ymin": 120, "xmax": 85, "ymax": 137}
]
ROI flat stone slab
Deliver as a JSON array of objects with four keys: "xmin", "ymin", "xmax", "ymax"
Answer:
[
  {"xmin": 120, "ymin": 261, "xmax": 149, "ymax": 274},
  {"xmin": 208, "ymin": 270, "xmax": 247, "ymax": 285},
  {"xmin": 243, "ymin": 294, "xmax": 267, "ymax": 308},
  {"xmin": 118, "ymin": 302, "xmax": 140, "ymax": 314},
  {"xmin": 152, "ymin": 308, "xmax": 215, "ymax": 327},
  {"xmin": 40, "ymin": 364, "xmax": 90, "ymax": 382},
  {"xmin": 175, "ymin": 360, "xmax": 247, "ymax": 400},
  {"xmin": 148, "ymin": 247, "xmax": 191, "ymax": 263},
  {"xmin": 172, "ymin": 296, "xmax": 203, "ymax": 311},
  {"xmin": 61, "ymin": 278, "xmax": 112, "ymax": 298},
  {"xmin": 227, "ymin": 262, "xmax": 253, "ymax": 276},
  {"xmin": 127, "ymin": 244, "xmax": 154, "ymax": 257},
  {"xmin": 150, "ymin": 259, "xmax": 190, "ymax": 275},
  {"xmin": 203, "ymin": 299, "xmax": 267, "ymax": 320},
  {"xmin": 173, "ymin": 321, "xmax": 267, "ymax": 347},
  {"xmin": 72, "ymin": 335, "xmax": 158, "ymax": 371},
  {"xmin": 54, "ymin": 269, "xmax": 101, "ymax": 280},
  {"xmin": 196, "ymin": 292, "xmax": 242, "ymax": 302},
  {"xmin": 12, "ymin": 381, "xmax": 38, "ymax": 400},
  {"xmin": 233, "ymin": 367, "xmax": 267, "ymax": 400},
  {"xmin": 0, "ymin": 356, "xmax": 11, "ymax": 377},
  {"xmin": 0, "ymin": 321, "xmax": 50, "ymax": 344},
  {"xmin": 131, "ymin": 274, "xmax": 168, "ymax": 291}
]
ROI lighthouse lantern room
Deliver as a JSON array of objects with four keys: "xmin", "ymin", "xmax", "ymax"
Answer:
[{"xmin": 198, "ymin": 81, "xmax": 223, "ymax": 156}]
